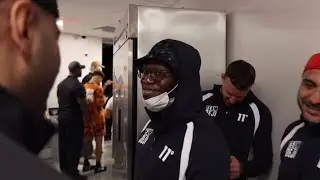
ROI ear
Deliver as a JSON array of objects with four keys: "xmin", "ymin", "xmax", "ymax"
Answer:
[
  {"xmin": 9, "ymin": 0, "xmax": 36, "ymax": 60},
  {"xmin": 221, "ymin": 73, "xmax": 225, "ymax": 79}
]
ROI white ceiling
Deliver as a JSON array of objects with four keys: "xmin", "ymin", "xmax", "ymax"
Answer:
[{"xmin": 57, "ymin": 0, "xmax": 320, "ymax": 39}]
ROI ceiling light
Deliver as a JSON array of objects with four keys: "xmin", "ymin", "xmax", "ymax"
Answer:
[{"xmin": 56, "ymin": 19, "xmax": 64, "ymax": 31}]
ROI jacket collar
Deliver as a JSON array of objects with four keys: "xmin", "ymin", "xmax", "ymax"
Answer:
[{"xmin": 0, "ymin": 86, "xmax": 55, "ymax": 154}]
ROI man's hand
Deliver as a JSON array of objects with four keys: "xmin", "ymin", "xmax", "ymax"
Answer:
[
  {"xmin": 230, "ymin": 156, "xmax": 242, "ymax": 179},
  {"xmin": 104, "ymin": 80, "xmax": 113, "ymax": 87}
]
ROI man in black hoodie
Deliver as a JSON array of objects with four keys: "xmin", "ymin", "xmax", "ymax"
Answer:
[{"xmin": 134, "ymin": 39, "xmax": 229, "ymax": 180}]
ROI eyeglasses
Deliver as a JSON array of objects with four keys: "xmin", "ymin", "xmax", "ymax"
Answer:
[{"xmin": 138, "ymin": 69, "xmax": 172, "ymax": 81}]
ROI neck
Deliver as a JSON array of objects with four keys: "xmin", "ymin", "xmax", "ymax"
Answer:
[
  {"xmin": 0, "ymin": 72, "xmax": 45, "ymax": 115},
  {"xmin": 69, "ymin": 72, "xmax": 76, "ymax": 77},
  {"xmin": 0, "ymin": 52, "xmax": 45, "ymax": 115}
]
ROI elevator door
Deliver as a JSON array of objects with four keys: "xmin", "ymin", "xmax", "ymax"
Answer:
[{"xmin": 112, "ymin": 38, "xmax": 137, "ymax": 180}]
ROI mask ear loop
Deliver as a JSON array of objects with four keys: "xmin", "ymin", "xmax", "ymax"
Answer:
[{"xmin": 168, "ymin": 84, "xmax": 178, "ymax": 94}]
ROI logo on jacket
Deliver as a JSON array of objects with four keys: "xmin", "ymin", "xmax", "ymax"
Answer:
[
  {"xmin": 237, "ymin": 113, "xmax": 248, "ymax": 122},
  {"xmin": 285, "ymin": 141, "xmax": 302, "ymax": 159},
  {"xmin": 138, "ymin": 128, "xmax": 154, "ymax": 145},
  {"xmin": 85, "ymin": 89, "xmax": 95, "ymax": 102},
  {"xmin": 159, "ymin": 145, "xmax": 174, "ymax": 162},
  {"xmin": 205, "ymin": 105, "xmax": 218, "ymax": 117}
]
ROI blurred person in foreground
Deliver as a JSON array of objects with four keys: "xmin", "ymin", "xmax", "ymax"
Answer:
[
  {"xmin": 134, "ymin": 39, "xmax": 229, "ymax": 180},
  {"xmin": 83, "ymin": 71, "xmax": 107, "ymax": 173},
  {"xmin": 278, "ymin": 53, "xmax": 320, "ymax": 180},
  {"xmin": 0, "ymin": 0, "xmax": 71, "ymax": 179},
  {"xmin": 57, "ymin": 61, "xmax": 88, "ymax": 180}
]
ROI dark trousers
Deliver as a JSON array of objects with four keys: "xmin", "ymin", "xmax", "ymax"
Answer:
[
  {"xmin": 58, "ymin": 125, "xmax": 83, "ymax": 178},
  {"xmin": 105, "ymin": 118, "xmax": 112, "ymax": 139}
]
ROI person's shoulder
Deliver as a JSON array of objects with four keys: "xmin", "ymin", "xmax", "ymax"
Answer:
[
  {"xmin": 247, "ymin": 91, "xmax": 271, "ymax": 116},
  {"xmin": 0, "ymin": 132, "xmax": 71, "ymax": 180},
  {"xmin": 83, "ymin": 82, "xmax": 90, "ymax": 88},
  {"xmin": 57, "ymin": 77, "xmax": 69, "ymax": 87},
  {"xmin": 84, "ymin": 82, "xmax": 95, "ymax": 88},
  {"xmin": 202, "ymin": 84, "xmax": 221, "ymax": 101},
  {"xmin": 0, "ymin": 87, "xmax": 28, "ymax": 116},
  {"xmin": 282, "ymin": 119, "xmax": 304, "ymax": 137}
]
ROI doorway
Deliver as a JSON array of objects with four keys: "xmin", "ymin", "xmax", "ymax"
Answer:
[
  {"xmin": 102, "ymin": 42, "xmax": 113, "ymax": 142},
  {"xmin": 102, "ymin": 43, "xmax": 113, "ymax": 89}
]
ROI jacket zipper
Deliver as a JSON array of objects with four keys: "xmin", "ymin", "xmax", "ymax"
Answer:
[{"xmin": 150, "ymin": 137, "xmax": 156, "ymax": 150}]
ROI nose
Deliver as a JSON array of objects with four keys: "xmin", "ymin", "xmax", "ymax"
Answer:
[
  {"xmin": 309, "ymin": 89, "xmax": 320, "ymax": 105},
  {"xmin": 141, "ymin": 74, "xmax": 155, "ymax": 84}
]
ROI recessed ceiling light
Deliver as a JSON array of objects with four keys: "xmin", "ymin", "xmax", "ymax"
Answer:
[{"xmin": 56, "ymin": 19, "xmax": 64, "ymax": 30}]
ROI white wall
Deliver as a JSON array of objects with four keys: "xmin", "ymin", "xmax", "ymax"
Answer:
[
  {"xmin": 228, "ymin": 6, "xmax": 320, "ymax": 180},
  {"xmin": 47, "ymin": 33, "xmax": 102, "ymax": 108}
]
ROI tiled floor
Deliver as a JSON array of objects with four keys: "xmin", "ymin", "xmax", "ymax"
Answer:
[{"xmin": 42, "ymin": 141, "xmax": 126, "ymax": 180}]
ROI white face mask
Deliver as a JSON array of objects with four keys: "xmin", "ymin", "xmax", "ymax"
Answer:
[{"xmin": 143, "ymin": 85, "xmax": 178, "ymax": 112}]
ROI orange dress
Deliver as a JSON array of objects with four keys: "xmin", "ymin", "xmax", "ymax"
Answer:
[{"xmin": 84, "ymin": 82, "xmax": 106, "ymax": 137}]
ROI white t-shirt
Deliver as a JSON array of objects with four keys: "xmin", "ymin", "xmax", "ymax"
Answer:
[{"xmin": 105, "ymin": 96, "xmax": 113, "ymax": 110}]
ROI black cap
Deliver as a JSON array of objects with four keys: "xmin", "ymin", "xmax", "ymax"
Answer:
[
  {"xmin": 68, "ymin": 61, "xmax": 85, "ymax": 72},
  {"xmin": 135, "ymin": 39, "xmax": 177, "ymax": 72},
  {"xmin": 32, "ymin": 0, "xmax": 59, "ymax": 18}
]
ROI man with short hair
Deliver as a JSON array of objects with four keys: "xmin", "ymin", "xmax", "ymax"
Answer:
[
  {"xmin": 0, "ymin": 0, "xmax": 70, "ymax": 179},
  {"xmin": 278, "ymin": 53, "xmax": 320, "ymax": 180},
  {"xmin": 134, "ymin": 39, "xmax": 229, "ymax": 180},
  {"xmin": 83, "ymin": 70, "xmax": 107, "ymax": 173},
  {"xmin": 57, "ymin": 61, "xmax": 88, "ymax": 179},
  {"xmin": 202, "ymin": 60, "xmax": 273, "ymax": 180}
]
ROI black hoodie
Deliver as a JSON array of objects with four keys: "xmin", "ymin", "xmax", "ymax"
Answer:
[
  {"xmin": 0, "ymin": 86, "xmax": 70, "ymax": 180},
  {"xmin": 134, "ymin": 39, "xmax": 229, "ymax": 180}
]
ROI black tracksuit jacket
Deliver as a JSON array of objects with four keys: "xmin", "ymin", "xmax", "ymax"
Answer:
[
  {"xmin": 134, "ymin": 39, "xmax": 229, "ymax": 180},
  {"xmin": 278, "ymin": 119, "xmax": 320, "ymax": 180},
  {"xmin": 202, "ymin": 85, "xmax": 273, "ymax": 179}
]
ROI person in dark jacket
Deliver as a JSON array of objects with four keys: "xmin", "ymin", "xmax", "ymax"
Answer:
[
  {"xmin": 0, "ymin": 0, "xmax": 71, "ymax": 179},
  {"xmin": 57, "ymin": 61, "xmax": 88, "ymax": 179},
  {"xmin": 278, "ymin": 53, "xmax": 320, "ymax": 180},
  {"xmin": 134, "ymin": 39, "xmax": 229, "ymax": 180},
  {"xmin": 202, "ymin": 60, "xmax": 273, "ymax": 180}
]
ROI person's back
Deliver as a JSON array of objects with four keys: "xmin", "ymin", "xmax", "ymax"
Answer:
[
  {"xmin": 84, "ymin": 82, "xmax": 105, "ymax": 120},
  {"xmin": 82, "ymin": 71, "xmax": 107, "ymax": 173},
  {"xmin": 134, "ymin": 39, "xmax": 229, "ymax": 180},
  {"xmin": 58, "ymin": 76, "xmax": 84, "ymax": 125},
  {"xmin": 83, "ymin": 82, "xmax": 105, "ymax": 137},
  {"xmin": 57, "ymin": 62, "xmax": 87, "ymax": 179}
]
